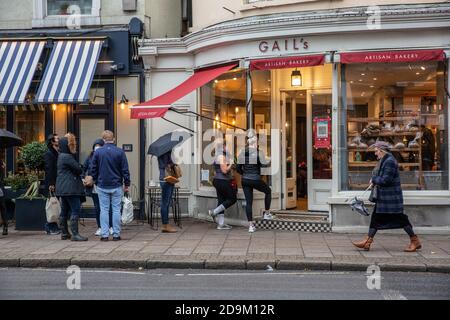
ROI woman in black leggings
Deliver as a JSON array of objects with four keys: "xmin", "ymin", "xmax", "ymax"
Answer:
[
  {"xmin": 237, "ymin": 135, "xmax": 271, "ymax": 233},
  {"xmin": 208, "ymin": 141, "xmax": 236, "ymax": 230}
]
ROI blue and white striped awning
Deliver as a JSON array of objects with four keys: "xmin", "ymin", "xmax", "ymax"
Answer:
[
  {"xmin": 36, "ymin": 40, "xmax": 103, "ymax": 103},
  {"xmin": 0, "ymin": 41, "xmax": 45, "ymax": 104}
]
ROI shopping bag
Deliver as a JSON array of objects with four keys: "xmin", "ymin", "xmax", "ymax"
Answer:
[
  {"xmin": 121, "ymin": 193, "xmax": 134, "ymax": 225},
  {"xmin": 46, "ymin": 193, "xmax": 61, "ymax": 223}
]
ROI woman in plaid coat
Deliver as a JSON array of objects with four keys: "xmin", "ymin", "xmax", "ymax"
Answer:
[{"xmin": 352, "ymin": 141, "xmax": 422, "ymax": 252}]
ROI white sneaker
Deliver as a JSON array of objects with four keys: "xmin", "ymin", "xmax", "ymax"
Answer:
[
  {"xmin": 263, "ymin": 211, "xmax": 273, "ymax": 220},
  {"xmin": 208, "ymin": 209, "xmax": 217, "ymax": 223},
  {"xmin": 248, "ymin": 224, "xmax": 256, "ymax": 233},
  {"xmin": 217, "ymin": 224, "xmax": 232, "ymax": 230},
  {"xmin": 109, "ymin": 227, "xmax": 113, "ymax": 235},
  {"xmin": 94, "ymin": 228, "xmax": 101, "ymax": 236}
]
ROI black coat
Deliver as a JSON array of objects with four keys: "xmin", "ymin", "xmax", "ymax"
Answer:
[
  {"xmin": 372, "ymin": 153, "xmax": 404, "ymax": 214},
  {"xmin": 55, "ymin": 138, "xmax": 85, "ymax": 197},
  {"xmin": 43, "ymin": 147, "xmax": 58, "ymax": 189}
]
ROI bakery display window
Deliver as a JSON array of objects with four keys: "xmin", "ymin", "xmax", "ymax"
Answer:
[{"xmin": 340, "ymin": 61, "xmax": 448, "ymax": 191}]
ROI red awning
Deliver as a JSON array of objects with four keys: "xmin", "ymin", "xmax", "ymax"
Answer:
[
  {"xmin": 250, "ymin": 54, "xmax": 325, "ymax": 71},
  {"xmin": 131, "ymin": 63, "xmax": 238, "ymax": 119},
  {"xmin": 340, "ymin": 49, "xmax": 445, "ymax": 64}
]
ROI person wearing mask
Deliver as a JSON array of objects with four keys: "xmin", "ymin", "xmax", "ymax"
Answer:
[
  {"xmin": 91, "ymin": 130, "xmax": 130, "ymax": 241},
  {"xmin": 157, "ymin": 150, "xmax": 178, "ymax": 233},
  {"xmin": 352, "ymin": 141, "xmax": 421, "ymax": 252},
  {"xmin": 237, "ymin": 134, "xmax": 272, "ymax": 233},
  {"xmin": 0, "ymin": 160, "xmax": 7, "ymax": 235},
  {"xmin": 83, "ymin": 139, "xmax": 113, "ymax": 236},
  {"xmin": 43, "ymin": 133, "xmax": 61, "ymax": 235},
  {"xmin": 208, "ymin": 139, "xmax": 236, "ymax": 230},
  {"xmin": 56, "ymin": 133, "xmax": 87, "ymax": 241}
]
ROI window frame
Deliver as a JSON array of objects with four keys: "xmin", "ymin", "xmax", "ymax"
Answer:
[
  {"xmin": 32, "ymin": 0, "xmax": 100, "ymax": 29},
  {"xmin": 337, "ymin": 60, "xmax": 450, "ymax": 194}
]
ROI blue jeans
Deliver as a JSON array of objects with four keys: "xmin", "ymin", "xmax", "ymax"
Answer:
[
  {"xmin": 60, "ymin": 196, "xmax": 81, "ymax": 219},
  {"xmin": 92, "ymin": 193, "xmax": 112, "ymax": 229},
  {"xmin": 160, "ymin": 182, "xmax": 174, "ymax": 225},
  {"xmin": 97, "ymin": 186, "xmax": 123, "ymax": 238}
]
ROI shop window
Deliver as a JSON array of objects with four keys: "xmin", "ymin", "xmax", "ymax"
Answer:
[
  {"xmin": 47, "ymin": 0, "xmax": 92, "ymax": 15},
  {"xmin": 200, "ymin": 69, "xmax": 247, "ymax": 187},
  {"xmin": 341, "ymin": 61, "xmax": 448, "ymax": 191},
  {"xmin": 14, "ymin": 105, "xmax": 45, "ymax": 174}
]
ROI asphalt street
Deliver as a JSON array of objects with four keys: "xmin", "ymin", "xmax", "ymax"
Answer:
[{"xmin": 0, "ymin": 268, "xmax": 449, "ymax": 300}]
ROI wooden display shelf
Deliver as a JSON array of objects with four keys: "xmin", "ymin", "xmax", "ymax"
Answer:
[
  {"xmin": 348, "ymin": 147, "xmax": 420, "ymax": 152},
  {"xmin": 348, "ymin": 132, "xmax": 418, "ymax": 137},
  {"xmin": 348, "ymin": 116, "xmax": 420, "ymax": 122},
  {"xmin": 348, "ymin": 182, "xmax": 420, "ymax": 189},
  {"xmin": 348, "ymin": 161, "xmax": 420, "ymax": 167}
]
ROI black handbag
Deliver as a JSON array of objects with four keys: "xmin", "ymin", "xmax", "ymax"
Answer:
[{"xmin": 368, "ymin": 185, "xmax": 378, "ymax": 203}]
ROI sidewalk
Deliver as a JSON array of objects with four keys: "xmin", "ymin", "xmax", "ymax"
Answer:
[{"xmin": 0, "ymin": 218, "xmax": 449, "ymax": 273}]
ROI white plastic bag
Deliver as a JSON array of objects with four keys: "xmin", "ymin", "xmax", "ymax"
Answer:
[
  {"xmin": 46, "ymin": 194, "xmax": 61, "ymax": 223},
  {"xmin": 121, "ymin": 193, "xmax": 134, "ymax": 225}
]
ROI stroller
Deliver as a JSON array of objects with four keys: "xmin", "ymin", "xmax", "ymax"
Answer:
[{"xmin": 346, "ymin": 185, "xmax": 372, "ymax": 216}]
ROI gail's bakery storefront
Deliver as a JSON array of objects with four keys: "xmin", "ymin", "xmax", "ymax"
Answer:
[{"xmin": 138, "ymin": 4, "xmax": 450, "ymax": 232}]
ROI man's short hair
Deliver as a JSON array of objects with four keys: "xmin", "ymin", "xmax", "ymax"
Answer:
[
  {"xmin": 46, "ymin": 133, "xmax": 58, "ymax": 147},
  {"xmin": 102, "ymin": 130, "xmax": 115, "ymax": 142}
]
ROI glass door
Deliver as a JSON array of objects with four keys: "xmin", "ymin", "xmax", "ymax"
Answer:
[
  {"xmin": 307, "ymin": 90, "xmax": 333, "ymax": 211},
  {"xmin": 281, "ymin": 92, "xmax": 297, "ymax": 209}
]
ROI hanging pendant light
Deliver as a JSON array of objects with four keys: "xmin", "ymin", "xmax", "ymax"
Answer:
[{"xmin": 291, "ymin": 69, "xmax": 302, "ymax": 87}]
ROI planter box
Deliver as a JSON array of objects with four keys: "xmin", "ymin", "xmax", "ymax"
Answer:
[
  {"xmin": 15, "ymin": 198, "xmax": 47, "ymax": 231},
  {"xmin": 3, "ymin": 187, "xmax": 28, "ymax": 221}
]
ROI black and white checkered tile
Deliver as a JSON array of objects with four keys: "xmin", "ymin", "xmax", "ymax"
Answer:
[{"xmin": 255, "ymin": 219, "xmax": 331, "ymax": 233}]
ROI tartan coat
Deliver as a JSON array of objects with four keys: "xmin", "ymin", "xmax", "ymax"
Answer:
[{"xmin": 371, "ymin": 153, "xmax": 404, "ymax": 214}]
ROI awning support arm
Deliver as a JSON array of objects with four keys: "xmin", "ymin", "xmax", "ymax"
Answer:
[
  {"xmin": 169, "ymin": 107, "xmax": 246, "ymax": 131},
  {"xmin": 161, "ymin": 117, "xmax": 195, "ymax": 133}
]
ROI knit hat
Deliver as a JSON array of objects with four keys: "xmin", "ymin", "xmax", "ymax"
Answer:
[{"xmin": 370, "ymin": 141, "xmax": 391, "ymax": 152}]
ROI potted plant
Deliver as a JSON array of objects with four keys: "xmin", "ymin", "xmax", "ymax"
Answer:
[
  {"xmin": 3, "ymin": 172, "xmax": 38, "ymax": 221},
  {"xmin": 14, "ymin": 141, "xmax": 48, "ymax": 231}
]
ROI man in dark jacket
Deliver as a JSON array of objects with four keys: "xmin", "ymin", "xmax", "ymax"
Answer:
[
  {"xmin": 91, "ymin": 130, "xmax": 130, "ymax": 241},
  {"xmin": 43, "ymin": 133, "xmax": 61, "ymax": 235}
]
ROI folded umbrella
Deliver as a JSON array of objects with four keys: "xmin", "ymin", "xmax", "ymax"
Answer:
[
  {"xmin": 0, "ymin": 129, "xmax": 23, "ymax": 148},
  {"xmin": 148, "ymin": 131, "xmax": 192, "ymax": 157}
]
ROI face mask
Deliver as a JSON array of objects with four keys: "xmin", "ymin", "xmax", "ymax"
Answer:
[{"xmin": 94, "ymin": 146, "xmax": 101, "ymax": 151}]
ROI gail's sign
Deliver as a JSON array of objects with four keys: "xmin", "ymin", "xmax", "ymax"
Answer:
[{"xmin": 258, "ymin": 38, "xmax": 309, "ymax": 53}]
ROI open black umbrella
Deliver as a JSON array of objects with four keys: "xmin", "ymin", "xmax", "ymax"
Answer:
[
  {"xmin": 0, "ymin": 129, "xmax": 23, "ymax": 149},
  {"xmin": 148, "ymin": 131, "xmax": 192, "ymax": 157}
]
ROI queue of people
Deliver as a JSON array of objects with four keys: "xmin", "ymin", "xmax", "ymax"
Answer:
[{"xmin": 0, "ymin": 129, "xmax": 422, "ymax": 253}]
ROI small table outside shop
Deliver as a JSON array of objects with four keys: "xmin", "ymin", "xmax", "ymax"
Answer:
[{"xmin": 146, "ymin": 185, "xmax": 182, "ymax": 229}]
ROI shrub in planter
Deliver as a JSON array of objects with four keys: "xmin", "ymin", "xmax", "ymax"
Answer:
[
  {"xmin": 19, "ymin": 141, "xmax": 47, "ymax": 172},
  {"xmin": 3, "ymin": 173, "xmax": 38, "ymax": 220}
]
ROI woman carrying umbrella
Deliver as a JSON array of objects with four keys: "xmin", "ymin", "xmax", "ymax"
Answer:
[
  {"xmin": 149, "ymin": 131, "xmax": 192, "ymax": 233},
  {"xmin": 352, "ymin": 141, "xmax": 421, "ymax": 252}
]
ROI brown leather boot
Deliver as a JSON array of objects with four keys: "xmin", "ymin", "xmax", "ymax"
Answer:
[
  {"xmin": 404, "ymin": 235, "xmax": 422, "ymax": 252},
  {"xmin": 352, "ymin": 236, "xmax": 374, "ymax": 251},
  {"xmin": 161, "ymin": 224, "xmax": 177, "ymax": 233}
]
